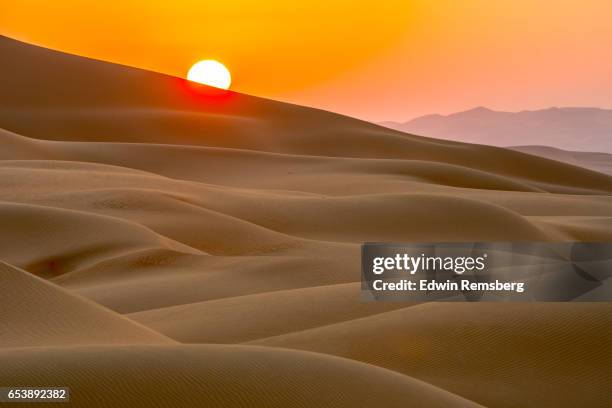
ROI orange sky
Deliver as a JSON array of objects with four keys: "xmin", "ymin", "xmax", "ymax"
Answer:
[{"xmin": 1, "ymin": 0, "xmax": 611, "ymax": 121}]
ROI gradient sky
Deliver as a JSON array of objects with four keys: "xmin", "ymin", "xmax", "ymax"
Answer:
[{"xmin": 1, "ymin": 0, "xmax": 611, "ymax": 121}]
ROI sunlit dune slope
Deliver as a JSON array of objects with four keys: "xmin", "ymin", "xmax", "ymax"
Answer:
[{"xmin": 1, "ymin": 34, "xmax": 612, "ymax": 408}]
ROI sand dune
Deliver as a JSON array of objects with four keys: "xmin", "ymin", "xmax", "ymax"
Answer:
[
  {"xmin": 128, "ymin": 283, "xmax": 410, "ymax": 344},
  {"xmin": 0, "ymin": 262, "xmax": 173, "ymax": 347},
  {"xmin": 0, "ymin": 345, "xmax": 483, "ymax": 408},
  {"xmin": 252, "ymin": 302, "xmax": 612, "ymax": 408},
  {"xmin": 1, "ymin": 34, "xmax": 612, "ymax": 407},
  {"xmin": 0, "ymin": 201, "xmax": 200, "ymax": 277}
]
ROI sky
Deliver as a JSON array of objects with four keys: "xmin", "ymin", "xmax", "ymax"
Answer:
[{"xmin": 1, "ymin": 0, "xmax": 611, "ymax": 121}]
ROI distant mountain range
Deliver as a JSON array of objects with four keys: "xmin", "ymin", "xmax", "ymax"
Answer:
[
  {"xmin": 509, "ymin": 145, "xmax": 612, "ymax": 175},
  {"xmin": 380, "ymin": 107, "xmax": 612, "ymax": 153}
]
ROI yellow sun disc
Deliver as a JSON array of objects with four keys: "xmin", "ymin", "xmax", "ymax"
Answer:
[{"xmin": 187, "ymin": 60, "xmax": 232, "ymax": 90}]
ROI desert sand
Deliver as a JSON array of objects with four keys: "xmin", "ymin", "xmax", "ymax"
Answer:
[{"xmin": 1, "ymin": 35, "xmax": 611, "ymax": 407}]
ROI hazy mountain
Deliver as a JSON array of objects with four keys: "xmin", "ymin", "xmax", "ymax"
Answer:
[
  {"xmin": 380, "ymin": 107, "xmax": 612, "ymax": 153},
  {"xmin": 510, "ymin": 145, "xmax": 612, "ymax": 176}
]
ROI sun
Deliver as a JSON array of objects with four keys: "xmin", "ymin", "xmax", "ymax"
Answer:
[{"xmin": 187, "ymin": 60, "xmax": 232, "ymax": 90}]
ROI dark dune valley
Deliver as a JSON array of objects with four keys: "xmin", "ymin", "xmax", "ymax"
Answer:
[{"xmin": 1, "ymin": 35, "xmax": 612, "ymax": 407}]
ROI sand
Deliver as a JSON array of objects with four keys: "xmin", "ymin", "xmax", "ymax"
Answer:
[{"xmin": 1, "ymin": 34, "xmax": 611, "ymax": 407}]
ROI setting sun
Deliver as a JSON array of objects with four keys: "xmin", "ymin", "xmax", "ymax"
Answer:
[{"xmin": 187, "ymin": 60, "xmax": 231, "ymax": 90}]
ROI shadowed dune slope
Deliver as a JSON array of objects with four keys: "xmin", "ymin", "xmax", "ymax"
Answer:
[
  {"xmin": 1, "ymin": 35, "xmax": 612, "ymax": 408},
  {"xmin": 0, "ymin": 201, "xmax": 200, "ymax": 277},
  {"xmin": 0, "ymin": 262, "xmax": 174, "ymax": 347}
]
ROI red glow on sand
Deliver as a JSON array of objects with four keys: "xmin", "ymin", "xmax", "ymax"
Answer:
[{"xmin": 176, "ymin": 78, "xmax": 237, "ymax": 106}]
